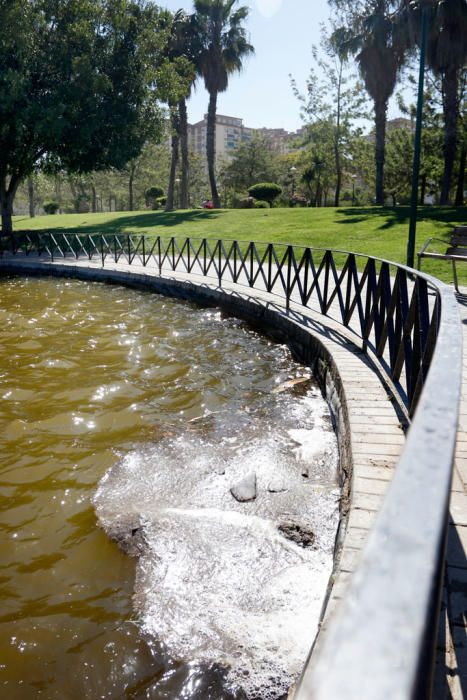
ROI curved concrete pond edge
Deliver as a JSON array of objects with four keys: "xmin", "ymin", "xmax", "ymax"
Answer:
[{"xmin": 0, "ymin": 257, "xmax": 409, "ymax": 696}]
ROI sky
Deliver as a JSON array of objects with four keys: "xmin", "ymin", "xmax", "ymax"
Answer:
[{"xmin": 157, "ymin": 0, "xmax": 406, "ymax": 132}]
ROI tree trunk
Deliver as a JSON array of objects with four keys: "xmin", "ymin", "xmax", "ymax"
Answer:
[
  {"xmin": 440, "ymin": 67, "xmax": 459, "ymax": 205},
  {"xmin": 128, "ymin": 162, "xmax": 136, "ymax": 211},
  {"xmin": 165, "ymin": 108, "xmax": 180, "ymax": 212},
  {"xmin": 419, "ymin": 173, "xmax": 426, "ymax": 206},
  {"xmin": 206, "ymin": 91, "xmax": 221, "ymax": 208},
  {"xmin": 28, "ymin": 177, "xmax": 35, "ymax": 218},
  {"xmin": 454, "ymin": 142, "xmax": 466, "ymax": 207},
  {"xmin": 334, "ymin": 62, "xmax": 343, "ymax": 207},
  {"xmin": 179, "ymin": 98, "xmax": 189, "ymax": 209},
  {"xmin": 55, "ymin": 176, "xmax": 62, "ymax": 214},
  {"xmin": 1, "ymin": 176, "xmax": 19, "ymax": 235},
  {"xmin": 91, "ymin": 185, "xmax": 97, "ymax": 213},
  {"xmin": 374, "ymin": 99, "xmax": 387, "ymax": 206}
]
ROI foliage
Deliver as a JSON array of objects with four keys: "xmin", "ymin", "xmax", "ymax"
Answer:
[
  {"xmin": 0, "ymin": 0, "xmax": 169, "ymax": 232},
  {"xmin": 194, "ymin": 0, "xmax": 254, "ymax": 207},
  {"xmin": 146, "ymin": 186, "xmax": 165, "ymax": 209},
  {"xmin": 42, "ymin": 201, "xmax": 60, "ymax": 215},
  {"xmin": 235, "ymin": 196, "xmax": 256, "ymax": 209},
  {"xmin": 220, "ymin": 134, "xmax": 282, "ymax": 193},
  {"xmin": 398, "ymin": 0, "xmax": 467, "ymax": 204},
  {"xmin": 291, "ymin": 30, "xmax": 368, "ymax": 206},
  {"xmin": 329, "ymin": 0, "xmax": 407, "ymax": 205},
  {"xmin": 254, "ymin": 200, "xmax": 269, "ymax": 209},
  {"xmin": 384, "ymin": 128, "xmax": 414, "ymax": 205},
  {"xmin": 248, "ymin": 183, "xmax": 282, "ymax": 207},
  {"xmin": 289, "ymin": 194, "xmax": 308, "ymax": 208}
]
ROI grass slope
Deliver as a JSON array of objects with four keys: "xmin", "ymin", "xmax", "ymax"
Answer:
[{"xmin": 13, "ymin": 205, "xmax": 467, "ymax": 285}]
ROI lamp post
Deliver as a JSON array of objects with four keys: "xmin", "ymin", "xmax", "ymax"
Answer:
[
  {"xmin": 407, "ymin": 2, "xmax": 429, "ymax": 268},
  {"xmin": 290, "ymin": 166, "xmax": 297, "ymax": 197},
  {"xmin": 175, "ymin": 177, "xmax": 180, "ymax": 210}
]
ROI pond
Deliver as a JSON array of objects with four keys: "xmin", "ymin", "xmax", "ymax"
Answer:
[{"xmin": 0, "ymin": 276, "xmax": 339, "ymax": 699}]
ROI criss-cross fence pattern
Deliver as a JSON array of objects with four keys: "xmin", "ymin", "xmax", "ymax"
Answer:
[
  {"xmin": 2, "ymin": 229, "xmax": 462, "ymax": 699},
  {"xmin": 5, "ymin": 229, "xmax": 446, "ymax": 417}
]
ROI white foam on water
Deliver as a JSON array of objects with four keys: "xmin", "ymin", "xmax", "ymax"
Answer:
[{"xmin": 94, "ymin": 389, "xmax": 340, "ymax": 699}]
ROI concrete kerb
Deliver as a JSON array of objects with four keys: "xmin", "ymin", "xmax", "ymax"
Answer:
[{"xmin": 0, "ymin": 256, "xmax": 406, "ymax": 675}]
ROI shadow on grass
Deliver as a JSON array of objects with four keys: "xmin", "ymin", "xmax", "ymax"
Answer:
[
  {"xmin": 336, "ymin": 206, "xmax": 467, "ymax": 232},
  {"xmin": 18, "ymin": 209, "xmax": 225, "ymax": 236}
]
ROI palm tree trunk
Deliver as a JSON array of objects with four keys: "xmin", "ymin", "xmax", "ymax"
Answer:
[
  {"xmin": 455, "ymin": 142, "xmax": 466, "ymax": 206},
  {"xmin": 179, "ymin": 98, "xmax": 189, "ymax": 209},
  {"xmin": 165, "ymin": 108, "xmax": 180, "ymax": 212},
  {"xmin": 28, "ymin": 177, "xmax": 35, "ymax": 218},
  {"xmin": 440, "ymin": 67, "xmax": 458, "ymax": 205},
  {"xmin": 374, "ymin": 99, "xmax": 387, "ymax": 206},
  {"xmin": 334, "ymin": 62, "xmax": 343, "ymax": 207},
  {"xmin": 206, "ymin": 90, "xmax": 221, "ymax": 208}
]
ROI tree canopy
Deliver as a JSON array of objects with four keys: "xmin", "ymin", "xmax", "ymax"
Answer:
[{"xmin": 0, "ymin": 0, "xmax": 168, "ymax": 232}]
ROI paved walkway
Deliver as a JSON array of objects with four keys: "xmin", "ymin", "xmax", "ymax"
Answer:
[{"xmin": 433, "ymin": 292, "xmax": 467, "ymax": 700}]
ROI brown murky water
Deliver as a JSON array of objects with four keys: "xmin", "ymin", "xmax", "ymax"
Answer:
[{"xmin": 0, "ymin": 276, "xmax": 339, "ymax": 699}]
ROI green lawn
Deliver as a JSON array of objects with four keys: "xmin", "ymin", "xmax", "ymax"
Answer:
[{"xmin": 12, "ymin": 205, "xmax": 467, "ymax": 285}]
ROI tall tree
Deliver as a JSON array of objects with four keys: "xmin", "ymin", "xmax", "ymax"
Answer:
[
  {"xmin": 330, "ymin": 0, "xmax": 406, "ymax": 205},
  {"xmin": 174, "ymin": 13, "xmax": 202, "ymax": 209},
  {"xmin": 194, "ymin": 0, "xmax": 254, "ymax": 208},
  {"xmin": 292, "ymin": 30, "xmax": 366, "ymax": 207},
  {"xmin": 0, "ymin": 0, "xmax": 165, "ymax": 234},
  {"xmin": 221, "ymin": 133, "xmax": 281, "ymax": 192},
  {"xmin": 400, "ymin": 0, "xmax": 467, "ymax": 204}
]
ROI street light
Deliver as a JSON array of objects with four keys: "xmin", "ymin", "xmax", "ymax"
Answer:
[
  {"xmin": 290, "ymin": 166, "xmax": 297, "ymax": 197},
  {"xmin": 407, "ymin": 2, "xmax": 430, "ymax": 268},
  {"xmin": 175, "ymin": 177, "xmax": 180, "ymax": 210}
]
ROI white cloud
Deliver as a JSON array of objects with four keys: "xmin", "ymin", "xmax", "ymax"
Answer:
[{"xmin": 255, "ymin": 0, "xmax": 283, "ymax": 18}]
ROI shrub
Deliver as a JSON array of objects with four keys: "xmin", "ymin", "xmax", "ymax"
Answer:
[
  {"xmin": 145, "ymin": 186, "xmax": 164, "ymax": 209},
  {"xmin": 43, "ymin": 200, "xmax": 59, "ymax": 215},
  {"xmin": 254, "ymin": 200, "xmax": 269, "ymax": 209},
  {"xmin": 248, "ymin": 183, "xmax": 282, "ymax": 207},
  {"xmin": 289, "ymin": 193, "xmax": 308, "ymax": 208},
  {"xmin": 236, "ymin": 196, "xmax": 256, "ymax": 209},
  {"xmin": 156, "ymin": 196, "xmax": 167, "ymax": 207}
]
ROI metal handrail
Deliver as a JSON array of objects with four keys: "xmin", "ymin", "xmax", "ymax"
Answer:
[{"xmin": 3, "ymin": 230, "xmax": 462, "ymax": 698}]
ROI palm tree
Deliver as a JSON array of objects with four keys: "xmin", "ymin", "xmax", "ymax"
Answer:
[
  {"xmin": 176, "ymin": 13, "xmax": 203, "ymax": 209},
  {"xmin": 160, "ymin": 10, "xmax": 198, "ymax": 212},
  {"xmin": 194, "ymin": 0, "xmax": 254, "ymax": 208},
  {"xmin": 332, "ymin": 1, "xmax": 405, "ymax": 205},
  {"xmin": 400, "ymin": 0, "xmax": 467, "ymax": 204}
]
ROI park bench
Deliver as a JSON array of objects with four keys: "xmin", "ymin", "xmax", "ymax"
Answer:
[{"xmin": 417, "ymin": 225, "xmax": 467, "ymax": 292}]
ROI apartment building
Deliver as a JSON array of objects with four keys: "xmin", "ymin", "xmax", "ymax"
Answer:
[{"xmin": 188, "ymin": 114, "xmax": 302, "ymax": 164}]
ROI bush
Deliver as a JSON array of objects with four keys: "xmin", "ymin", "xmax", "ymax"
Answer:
[
  {"xmin": 248, "ymin": 182, "xmax": 282, "ymax": 207},
  {"xmin": 145, "ymin": 186, "xmax": 164, "ymax": 209},
  {"xmin": 289, "ymin": 193, "xmax": 308, "ymax": 208},
  {"xmin": 254, "ymin": 200, "xmax": 269, "ymax": 209},
  {"xmin": 156, "ymin": 196, "xmax": 167, "ymax": 207},
  {"xmin": 43, "ymin": 200, "xmax": 60, "ymax": 215},
  {"xmin": 236, "ymin": 196, "xmax": 256, "ymax": 209}
]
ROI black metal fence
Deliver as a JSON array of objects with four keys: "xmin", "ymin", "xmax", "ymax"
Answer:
[
  {"xmin": 2, "ymin": 229, "xmax": 462, "ymax": 699},
  {"xmin": 4, "ymin": 230, "xmax": 447, "ymax": 417}
]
